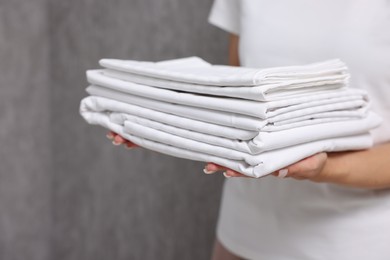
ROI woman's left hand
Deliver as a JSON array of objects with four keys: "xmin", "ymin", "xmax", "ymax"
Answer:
[{"xmin": 204, "ymin": 152, "xmax": 329, "ymax": 181}]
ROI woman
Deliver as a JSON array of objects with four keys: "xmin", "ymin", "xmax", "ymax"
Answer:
[{"xmin": 109, "ymin": 1, "xmax": 390, "ymax": 259}]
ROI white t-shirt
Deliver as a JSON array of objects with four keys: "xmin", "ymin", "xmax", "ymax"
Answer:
[{"xmin": 209, "ymin": 1, "xmax": 390, "ymax": 259}]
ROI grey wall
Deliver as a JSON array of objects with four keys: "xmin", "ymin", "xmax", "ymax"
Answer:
[
  {"xmin": 1, "ymin": 0, "xmax": 228, "ymax": 259},
  {"xmin": 0, "ymin": 1, "xmax": 51, "ymax": 260}
]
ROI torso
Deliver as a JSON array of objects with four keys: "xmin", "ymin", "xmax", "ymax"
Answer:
[{"xmin": 217, "ymin": 1, "xmax": 390, "ymax": 259}]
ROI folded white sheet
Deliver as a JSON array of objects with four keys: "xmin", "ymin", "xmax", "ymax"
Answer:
[
  {"xmin": 273, "ymin": 109, "xmax": 369, "ymax": 125},
  {"xmin": 124, "ymin": 120, "xmax": 249, "ymax": 161},
  {"xmin": 80, "ymin": 96, "xmax": 258, "ymax": 140},
  {"xmin": 117, "ymin": 112, "xmax": 381, "ymax": 154},
  {"xmin": 80, "ymin": 57, "xmax": 381, "ymax": 178},
  {"xmin": 122, "ymin": 120, "xmax": 373, "ymax": 166},
  {"xmin": 81, "ymin": 111, "xmax": 372, "ymax": 177},
  {"xmin": 111, "ymin": 113, "xmax": 254, "ymax": 153},
  {"xmin": 80, "ymin": 95, "xmax": 380, "ymax": 153},
  {"xmin": 87, "ymin": 69, "xmax": 366, "ymax": 119},
  {"xmin": 102, "ymin": 68, "xmax": 346, "ymax": 101},
  {"xmin": 86, "ymin": 86, "xmax": 369, "ymax": 131},
  {"xmin": 99, "ymin": 56, "xmax": 349, "ymax": 87}
]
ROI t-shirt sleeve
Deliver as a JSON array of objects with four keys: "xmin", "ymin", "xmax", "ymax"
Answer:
[{"xmin": 208, "ymin": 0, "xmax": 241, "ymax": 35}]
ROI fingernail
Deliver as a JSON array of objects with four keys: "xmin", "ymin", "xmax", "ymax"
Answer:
[
  {"xmin": 106, "ymin": 133, "xmax": 114, "ymax": 140},
  {"xmin": 277, "ymin": 169, "xmax": 288, "ymax": 178},
  {"xmin": 112, "ymin": 140, "xmax": 121, "ymax": 146},
  {"xmin": 223, "ymin": 172, "xmax": 232, "ymax": 178},
  {"xmin": 203, "ymin": 168, "xmax": 216, "ymax": 174},
  {"xmin": 125, "ymin": 145, "xmax": 133, "ymax": 150}
]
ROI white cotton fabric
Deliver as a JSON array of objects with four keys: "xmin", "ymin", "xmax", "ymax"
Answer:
[
  {"xmin": 120, "ymin": 112, "xmax": 380, "ymax": 154},
  {"xmin": 86, "ymin": 85, "xmax": 266, "ymax": 131},
  {"xmin": 122, "ymin": 120, "xmax": 372, "ymax": 173},
  {"xmin": 80, "ymin": 96, "xmax": 380, "ymax": 155},
  {"xmin": 99, "ymin": 56, "xmax": 349, "ymax": 87},
  {"xmin": 86, "ymin": 85, "xmax": 370, "ymax": 132},
  {"xmin": 87, "ymin": 69, "xmax": 366, "ymax": 119},
  {"xmin": 80, "ymin": 96, "xmax": 257, "ymax": 140},
  {"xmin": 102, "ymin": 65, "xmax": 346, "ymax": 101},
  {"xmin": 80, "ymin": 107, "xmax": 373, "ymax": 178},
  {"xmin": 209, "ymin": 0, "xmax": 390, "ymax": 259}
]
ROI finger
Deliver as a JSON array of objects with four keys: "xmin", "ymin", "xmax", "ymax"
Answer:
[
  {"xmin": 289, "ymin": 153, "xmax": 327, "ymax": 178},
  {"xmin": 275, "ymin": 168, "xmax": 289, "ymax": 178},
  {"xmin": 203, "ymin": 163, "xmax": 241, "ymax": 175},
  {"xmin": 124, "ymin": 142, "xmax": 139, "ymax": 149},
  {"xmin": 106, "ymin": 131, "xmax": 116, "ymax": 140},
  {"xmin": 275, "ymin": 168, "xmax": 311, "ymax": 180},
  {"xmin": 204, "ymin": 163, "xmax": 236, "ymax": 173},
  {"xmin": 112, "ymin": 134, "xmax": 127, "ymax": 145},
  {"xmin": 224, "ymin": 169, "xmax": 250, "ymax": 178},
  {"xmin": 107, "ymin": 132, "xmax": 140, "ymax": 149},
  {"xmin": 204, "ymin": 163, "xmax": 225, "ymax": 173},
  {"xmin": 273, "ymin": 153, "xmax": 328, "ymax": 179},
  {"xmin": 203, "ymin": 163, "xmax": 250, "ymax": 177}
]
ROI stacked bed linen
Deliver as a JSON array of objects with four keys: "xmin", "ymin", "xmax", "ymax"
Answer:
[{"xmin": 80, "ymin": 57, "xmax": 381, "ymax": 178}]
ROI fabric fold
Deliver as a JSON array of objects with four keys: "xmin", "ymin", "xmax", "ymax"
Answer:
[
  {"xmin": 80, "ymin": 95, "xmax": 258, "ymax": 140},
  {"xmin": 79, "ymin": 56, "xmax": 381, "ymax": 178},
  {"xmin": 79, "ymin": 109, "xmax": 372, "ymax": 177},
  {"xmin": 102, "ymin": 68, "xmax": 346, "ymax": 101},
  {"xmin": 99, "ymin": 57, "xmax": 349, "ymax": 87},
  {"xmin": 80, "ymin": 96, "xmax": 380, "ymax": 155},
  {"xmin": 87, "ymin": 69, "xmax": 366, "ymax": 119},
  {"xmin": 86, "ymin": 85, "xmax": 369, "ymax": 131}
]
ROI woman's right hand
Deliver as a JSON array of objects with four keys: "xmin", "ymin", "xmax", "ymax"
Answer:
[{"xmin": 106, "ymin": 131, "xmax": 139, "ymax": 149}]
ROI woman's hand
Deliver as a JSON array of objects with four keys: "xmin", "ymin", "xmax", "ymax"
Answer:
[
  {"xmin": 106, "ymin": 131, "xmax": 139, "ymax": 149},
  {"xmin": 205, "ymin": 142, "xmax": 390, "ymax": 190},
  {"xmin": 106, "ymin": 130, "xmax": 390, "ymax": 189},
  {"xmin": 204, "ymin": 152, "xmax": 329, "ymax": 181}
]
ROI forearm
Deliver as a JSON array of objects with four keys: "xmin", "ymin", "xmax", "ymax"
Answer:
[
  {"xmin": 229, "ymin": 34, "xmax": 240, "ymax": 66},
  {"xmin": 321, "ymin": 142, "xmax": 390, "ymax": 189}
]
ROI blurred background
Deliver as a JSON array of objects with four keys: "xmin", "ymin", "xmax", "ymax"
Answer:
[{"xmin": 0, "ymin": 0, "xmax": 229, "ymax": 259}]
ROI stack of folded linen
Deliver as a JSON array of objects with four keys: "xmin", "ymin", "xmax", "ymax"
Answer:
[{"xmin": 80, "ymin": 57, "xmax": 381, "ymax": 178}]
